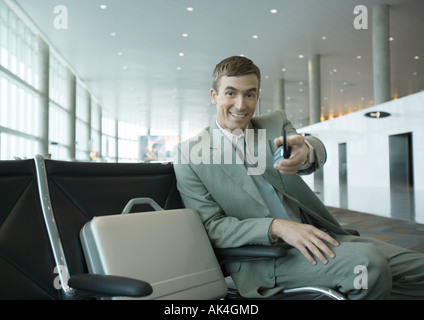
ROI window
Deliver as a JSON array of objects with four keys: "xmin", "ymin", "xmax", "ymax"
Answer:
[
  {"xmin": 75, "ymin": 81, "xmax": 90, "ymax": 160},
  {"xmin": 118, "ymin": 121, "xmax": 145, "ymax": 162},
  {"xmin": 90, "ymin": 102, "xmax": 101, "ymax": 158},
  {"xmin": 0, "ymin": 1, "xmax": 148, "ymax": 161},
  {"xmin": 0, "ymin": 2, "xmax": 42, "ymax": 159},
  {"xmin": 102, "ymin": 114, "xmax": 116, "ymax": 162}
]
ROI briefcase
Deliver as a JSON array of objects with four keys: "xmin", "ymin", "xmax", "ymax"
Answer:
[{"xmin": 79, "ymin": 198, "xmax": 227, "ymax": 300}]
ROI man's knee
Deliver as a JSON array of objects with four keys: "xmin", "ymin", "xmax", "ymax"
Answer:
[{"xmin": 344, "ymin": 243, "xmax": 392, "ymax": 299}]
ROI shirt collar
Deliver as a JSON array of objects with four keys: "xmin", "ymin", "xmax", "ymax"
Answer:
[{"xmin": 215, "ymin": 120, "xmax": 252, "ymax": 146}]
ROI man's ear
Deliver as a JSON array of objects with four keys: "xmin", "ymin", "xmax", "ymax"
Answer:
[{"xmin": 210, "ymin": 88, "xmax": 217, "ymax": 104}]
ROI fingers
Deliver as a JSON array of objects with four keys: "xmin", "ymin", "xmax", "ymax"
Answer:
[
  {"xmin": 299, "ymin": 229, "xmax": 338, "ymax": 265},
  {"xmin": 274, "ymin": 136, "xmax": 283, "ymax": 148},
  {"xmin": 288, "ymin": 134, "xmax": 305, "ymax": 147},
  {"xmin": 302, "ymin": 236, "xmax": 335, "ymax": 265},
  {"xmin": 297, "ymin": 241, "xmax": 335, "ymax": 266},
  {"xmin": 273, "ymin": 158, "xmax": 302, "ymax": 175},
  {"xmin": 272, "ymin": 220, "xmax": 339, "ymax": 265},
  {"xmin": 273, "ymin": 135, "xmax": 308, "ymax": 175},
  {"xmin": 297, "ymin": 245, "xmax": 318, "ymax": 265}
]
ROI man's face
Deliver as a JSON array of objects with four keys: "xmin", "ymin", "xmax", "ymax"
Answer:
[{"xmin": 210, "ymin": 74, "xmax": 259, "ymax": 132}]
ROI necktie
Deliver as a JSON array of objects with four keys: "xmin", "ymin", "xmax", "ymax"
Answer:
[
  {"xmin": 236, "ymin": 136, "xmax": 245, "ymax": 165},
  {"xmin": 236, "ymin": 136, "xmax": 291, "ymax": 221}
]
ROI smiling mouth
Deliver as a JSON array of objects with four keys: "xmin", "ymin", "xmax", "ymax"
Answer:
[{"xmin": 230, "ymin": 112, "xmax": 247, "ymax": 118}]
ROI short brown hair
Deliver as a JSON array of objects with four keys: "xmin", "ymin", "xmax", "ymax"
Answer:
[{"xmin": 212, "ymin": 56, "xmax": 261, "ymax": 92}]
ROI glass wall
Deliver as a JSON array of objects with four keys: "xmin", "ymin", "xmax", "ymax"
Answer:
[
  {"xmin": 48, "ymin": 52, "xmax": 70, "ymax": 159},
  {"xmin": 0, "ymin": 0, "xmax": 143, "ymax": 162},
  {"xmin": 75, "ymin": 81, "xmax": 90, "ymax": 161},
  {"xmin": 0, "ymin": 1, "xmax": 42, "ymax": 160},
  {"xmin": 118, "ymin": 121, "xmax": 146, "ymax": 163}
]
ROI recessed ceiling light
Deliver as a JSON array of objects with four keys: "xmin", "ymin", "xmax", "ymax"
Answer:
[
  {"xmin": 117, "ymin": 52, "xmax": 123, "ymax": 56},
  {"xmin": 270, "ymin": 9, "xmax": 278, "ymax": 14},
  {"xmin": 281, "ymin": 68, "xmax": 286, "ymax": 72},
  {"xmin": 298, "ymin": 54, "xmax": 304, "ymax": 59},
  {"xmin": 252, "ymin": 35, "xmax": 259, "ymax": 39},
  {"xmin": 182, "ymin": 33, "xmax": 188, "ymax": 37},
  {"xmin": 179, "ymin": 52, "xmax": 184, "ymax": 57},
  {"xmin": 414, "ymin": 55, "xmax": 420, "ymax": 60},
  {"xmin": 110, "ymin": 32, "xmax": 116, "ymax": 37},
  {"xmin": 389, "ymin": 37, "xmax": 394, "ymax": 41},
  {"xmin": 100, "ymin": 4, "xmax": 107, "ymax": 10},
  {"xmin": 357, "ymin": 55, "xmax": 362, "ymax": 59},
  {"xmin": 186, "ymin": 7, "xmax": 194, "ymax": 12},
  {"xmin": 321, "ymin": 36, "xmax": 327, "ymax": 40},
  {"xmin": 122, "ymin": 66, "xmax": 128, "ymax": 70},
  {"xmin": 177, "ymin": 66, "xmax": 182, "ymax": 70}
]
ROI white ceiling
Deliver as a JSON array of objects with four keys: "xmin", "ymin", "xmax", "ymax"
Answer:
[{"xmin": 12, "ymin": 0, "xmax": 424, "ymax": 137}]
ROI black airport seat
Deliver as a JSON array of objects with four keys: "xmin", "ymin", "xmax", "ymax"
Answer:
[{"xmin": 0, "ymin": 159, "xmax": 59, "ymax": 299}]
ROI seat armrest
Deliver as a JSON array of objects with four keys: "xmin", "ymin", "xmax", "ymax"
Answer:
[
  {"xmin": 215, "ymin": 245, "xmax": 288, "ymax": 265},
  {"xmin": 68, "ymin": 273, "xmax": 153, "ymax": 299}
]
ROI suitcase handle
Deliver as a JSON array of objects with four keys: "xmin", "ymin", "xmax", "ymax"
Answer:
[{"xmin": 122, "ymin": 197, "xmax": 164, "ymax": 214}]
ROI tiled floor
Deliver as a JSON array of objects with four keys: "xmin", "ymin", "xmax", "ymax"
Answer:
[
  {"xmin": 329, "ymin": 206, "xmax": 424, "ymax": 254},
  {"xmin": 313, "ymin": 181, "xmax": 424, "ymax": 224}
]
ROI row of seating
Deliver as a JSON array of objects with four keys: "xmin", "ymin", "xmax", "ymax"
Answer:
[{"xmin": 0, "ymin": 155, "xmax": 346, "ymax": 300}]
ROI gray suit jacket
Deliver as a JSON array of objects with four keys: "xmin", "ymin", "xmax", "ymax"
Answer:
[{"xmin": 174, "ymin": 110, "xmax": 347, "ymax": 297}]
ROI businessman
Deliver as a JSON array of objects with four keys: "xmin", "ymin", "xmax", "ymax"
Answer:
[{"xmin": 173, "ymin": 56, "xmax": 424, "ymax": 299}]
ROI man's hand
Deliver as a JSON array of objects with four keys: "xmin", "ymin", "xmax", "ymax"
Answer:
[
  {"xmin": 273, "ymin": 134, "xmax": 308, "ymax": 175},
  {"xmin": 270, "ymin": 219, "xmax": 339, "ymax": 265}
]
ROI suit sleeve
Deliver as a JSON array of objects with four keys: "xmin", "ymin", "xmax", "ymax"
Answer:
[
  {"xmin": 301, "ymin": 135, "xmax": 327, "ymax": 174},
  {"xmin": 276, "ymin": 110, "xmax": 327, "ymax": 174}
]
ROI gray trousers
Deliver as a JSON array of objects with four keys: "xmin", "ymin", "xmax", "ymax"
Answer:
[{"xmin": 274, "ymin": 234, "xmax": 424, "ymax": 299}]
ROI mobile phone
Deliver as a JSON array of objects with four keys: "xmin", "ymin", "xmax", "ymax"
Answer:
[{"xmin": 273, "ymin": 130, "xmax": 292, "ymax": 163}]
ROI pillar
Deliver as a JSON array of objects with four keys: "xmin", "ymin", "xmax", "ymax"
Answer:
[
  {"xmin": 115, "ymin": 119, "xmax": 119, "ymax": 163},
  {"xmin": 38, "ymin": 36, "xmax": 49, "ymax": 157},
  {"xmin": 273, "ymin": 79, "xmax": 285, "ymax": 112},
  {"xmin": 67, "ymin": 68, "xmax": 76, "ymax": 160},
  {"xmin": 308, "ymin": 54, "xmax": 321, "ymax": 125},
  {"xmin": 98, "ymin": 106, "xmax": 102, "ymax": 160},
  {"xmin": 372, "ymin": 4, "xmax": 391, "ymax": 105},
  {"xmin": 86, "ymin": 89, "xmax": 92, "ymax": 159}
]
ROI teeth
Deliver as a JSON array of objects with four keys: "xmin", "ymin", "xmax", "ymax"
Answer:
[{"xmin": 230, "ymin": 112, "xmax": 246, "ymax": 118}]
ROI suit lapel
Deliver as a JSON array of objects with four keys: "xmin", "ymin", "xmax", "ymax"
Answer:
[
  {"xmin": 249, "ymin": 120, "xmax": 287, "ymax": 194},
  {"xmin": 208, "ymin": 122, "xmax": 268, "ymax": 212},
  {"xmin": 250, "ymin": 118, "xmax": 341, "ymax": 229},
  {"xmin": 207, "ymin": 115, "xmax": 344, "ymax": 232}
]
